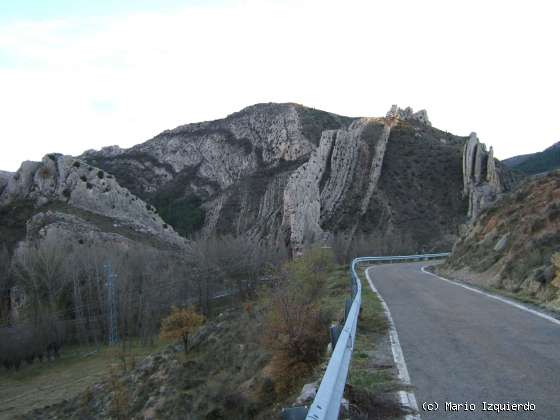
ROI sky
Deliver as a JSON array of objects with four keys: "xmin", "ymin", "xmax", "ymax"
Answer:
[{"xmin": 0, "ymin": 0, "xmax": 559, "ymax": 171}]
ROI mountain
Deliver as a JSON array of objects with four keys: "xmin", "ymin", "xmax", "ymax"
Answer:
[
  {"xmin": 80, "ymin": 103, "xmax": 481, "ymax": 255},
  {"xmin": 437, "ymin": 170, "xmax": 560, "ymax": 308},
  {"xmin": 0, "ymin": 103, "xmax": 519, "ymax": 258},
  {"xmin": 503, "ymin": 141, "xmax": 560, "ymax": 175}
]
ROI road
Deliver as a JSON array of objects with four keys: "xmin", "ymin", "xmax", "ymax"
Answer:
[{"xmin": 365, "ymin": 262, "xmax": 560, "ymax": 420}]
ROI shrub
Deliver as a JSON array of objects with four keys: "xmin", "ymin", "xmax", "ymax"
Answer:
[
  {"xmin": 551, "ymin": 253, "xmax": 560, "ymax": 288},
  {"xmin": 285, "ymin": 247, "xmax": 335, "ymax": 300},
  {"xmin": 160, "ymin": 306, "xmax": 205, "ymax": 354},
  {"xmin": 264, "ymin": 291, "xmax": 328, "ymax": 394},
  {"xmin": 263, "ymin": 248, "xmax": 333, "ymax": 394},
  {"xmin": 97, "ymin": 170, "xmax": 105, "ymax": 179}
]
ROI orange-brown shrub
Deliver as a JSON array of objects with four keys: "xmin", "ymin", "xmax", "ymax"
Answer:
[
  {"xmin": 263, "ymin": 248, "xmax": 333, "ymax": 394},
  {"xmin": 160, "ymin": 306, "xmax": 205, "ymax": 354}
]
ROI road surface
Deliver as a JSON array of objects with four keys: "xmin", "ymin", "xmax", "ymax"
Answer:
[{"xmin": 366, "ymin": 262, "xmax": 560, "ymax": 420}]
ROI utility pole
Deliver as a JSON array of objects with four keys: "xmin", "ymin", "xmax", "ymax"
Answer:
[{"xmin": 105, "ymin": 262, "xmax": 118, "ymax": 345}]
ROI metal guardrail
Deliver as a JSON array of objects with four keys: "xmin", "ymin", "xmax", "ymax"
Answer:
[{"xmin": 302, "ymin": 252, "xmax": 450, "ymax": 420}]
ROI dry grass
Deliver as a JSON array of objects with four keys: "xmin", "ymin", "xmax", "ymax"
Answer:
[{"xmin": 0, "ymin": 340, "xmax": 165, "ymax": 420}]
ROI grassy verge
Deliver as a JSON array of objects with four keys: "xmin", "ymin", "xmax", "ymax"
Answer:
[
  {"xmin": 346, "ymin": 266, "xmax": 407, "ymax": 419},
  {"xmin": 0, "ymin": 340, "xmax": 166, "ymax": 420},
  {"xmin": 347, "ymin": 277, "xmax": 391, "ymax": 393}
]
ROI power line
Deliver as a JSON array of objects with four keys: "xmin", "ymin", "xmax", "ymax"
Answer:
[{"xmin": 105, "ymin": 262, "xmax": 118, "ymax": 346}]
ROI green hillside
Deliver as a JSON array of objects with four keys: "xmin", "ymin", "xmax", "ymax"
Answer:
[{"xmin": 505, "ymin": 142, "xmax": 560, "ymax": 175}]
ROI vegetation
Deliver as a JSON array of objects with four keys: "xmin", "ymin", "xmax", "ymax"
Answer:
[
  {"xmin": 159, "ymin": 306, "xmax": 205, "ymax": 354},
  {"xmin": 0, "ymin": 234, "xmax": 408, "ymax": 419},
  {"xmin": 12, "ymin": 246, "xmax": 343, "ymax": 418},
  {"xmin": 157, "ymin": 195, "xmax": 205, "ymax": 237},
  {"xmin": 347, "ymin": 267, "xmax": 392, "ymax": 395},
  {"xmin": 551, "ymin": 252, "xmax": 560, "ymax": 288}
]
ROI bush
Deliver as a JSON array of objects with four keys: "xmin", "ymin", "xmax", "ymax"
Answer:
[
  {"xmin": 0, "ymin": 315, "xmax": 65, "ymax": 371},
  {"xmin": 263, "ymin": 248, "xmax": 333, "ymax": 394},
  {"xmin": 160, "ymin": 306, "xmax": 205, "ymax": 354}
]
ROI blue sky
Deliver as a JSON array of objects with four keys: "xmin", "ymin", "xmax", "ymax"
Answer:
[
  {"xmin": 0, "ymin": 0, "xmax": 559, "ymax": 171},
  {"xmin": 0, "ymin": 0, "xmax": 211, "ymax": 22}
]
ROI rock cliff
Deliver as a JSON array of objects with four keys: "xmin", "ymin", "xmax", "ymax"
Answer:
[{"xmin": 462, "ymin": 133, "xmax": 519, "ymax": 220}]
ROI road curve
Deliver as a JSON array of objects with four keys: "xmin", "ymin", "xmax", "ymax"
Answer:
[{"xmin": 365, "ymin": 262, "xmax": 560, "ymax": 420}]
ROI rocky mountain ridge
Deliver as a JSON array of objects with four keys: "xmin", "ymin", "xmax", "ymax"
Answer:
[
  {"xmin": 1, "ymin": 102, "xmax": 518, "ymax": 258},
  {"xmin": 81, "ymin": 102, "xmax": 491, "ymax": 255}
]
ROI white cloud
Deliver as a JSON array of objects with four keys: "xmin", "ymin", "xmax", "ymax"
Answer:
[{"xmin": 0, "ymin": 0, "xmax": 559, "ymax": 171}]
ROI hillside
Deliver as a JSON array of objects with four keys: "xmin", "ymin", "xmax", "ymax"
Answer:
[
  {"xmin": 437, "ymin": 170, "xmax": 560, "ymax": 309},
  {"xmin": 503, "ymin": 141, "xmax": 560, "ymax": 175}
]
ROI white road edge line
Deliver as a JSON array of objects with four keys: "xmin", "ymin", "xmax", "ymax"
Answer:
[
  {"xmin": 365, "ymin": 266, "xmax": 421, "ymax": 420},
  {"xmin": 420, "ymin": 266, "xmax": 560, "ymax": 327}
]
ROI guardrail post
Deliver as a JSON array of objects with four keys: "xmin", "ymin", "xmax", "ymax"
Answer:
[
  {"xmin": 344, "ymin": 298, "xmax": 352, "ymax": 322},
  {"xmin": 329, "ymin": 325, "xmax": 342, "ymax": 349}
]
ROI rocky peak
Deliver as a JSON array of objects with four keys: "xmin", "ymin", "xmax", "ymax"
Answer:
[
  {"xmin": 82, "ymin": 145, "xmax": 125, "ymax": 158},
  {"xmin": 387, "ymin": 105, "xmax": 431, "ymax": 126}
]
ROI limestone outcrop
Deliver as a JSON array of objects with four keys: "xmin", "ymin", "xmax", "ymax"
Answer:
[
  {"xmin": 0, "ymin": 154, "xmax": 186, "ymax": 249},
  {"xmin": 387, "ymin": 105, "xmax": 431, "ymax": 126},
  {"xmin": 462, "ymin": 133, "xmax": 517, "ymax": 219}
]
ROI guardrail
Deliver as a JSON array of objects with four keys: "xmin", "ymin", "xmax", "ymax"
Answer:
[{"xmin": 284, "ymin": 252, "xmax": 449, "ymax": 420}]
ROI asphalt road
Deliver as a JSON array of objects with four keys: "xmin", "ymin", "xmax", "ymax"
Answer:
[{"xmin": 366, "ymin": 262, "xmax": 560, "ymax": 420}]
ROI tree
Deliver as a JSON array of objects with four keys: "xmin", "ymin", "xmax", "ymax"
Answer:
[{"xmin": 159, "ymin": 306, "xmax": 204, "ymax": 354}]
